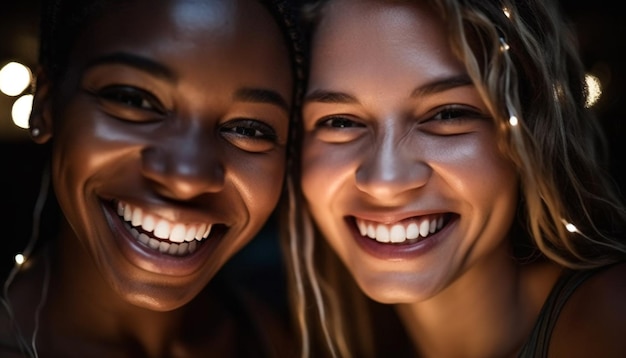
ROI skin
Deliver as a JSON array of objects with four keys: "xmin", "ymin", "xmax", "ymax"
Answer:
[
  {"xmin": 302, "ymin": 0, "xmax": 563, "ymax": 356},
  {"xmin": 1, "ymin": 0, "xmax": 293, "ymax": 356}
]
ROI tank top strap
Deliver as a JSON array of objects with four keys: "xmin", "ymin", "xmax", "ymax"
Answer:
[{"xmin": 518, "ymin": 266, "xmax": 611, "ymax": 358}]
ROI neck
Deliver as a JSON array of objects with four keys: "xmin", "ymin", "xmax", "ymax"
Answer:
[{"xmin": 395, "ymin": 249, "xmax": 561, "ymax": 358}]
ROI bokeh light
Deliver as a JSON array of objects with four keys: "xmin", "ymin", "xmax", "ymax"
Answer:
[
  {"xmin": 584, "ymin": 73, "xmax": 602, "ymax": 108},
  {"xmin": 0, "ymin": 61, "xmax": 32, "ymax": 96},
  {"xmin": 11, "ymin": 94, "xmax": 34, "ymax": 129}
]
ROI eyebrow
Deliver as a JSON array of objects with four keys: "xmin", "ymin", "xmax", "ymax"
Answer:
[
  {"xmin": 83, "ymin": 52, "xmax": 177, "ymax": 82},
  {"xmin": 234, "ymin": 87, "xmax": 290, "ymax": 112},
  {"xmin": 410, "ymin": 74, "xmax": 474, "ymax": 98},
  {"xmin": 304, "ymin": 75, "xmax": 475, "ymax": 105},
  {"xmin": 304, "ymin": 90, "xmax": 358, "ymax": 104}
]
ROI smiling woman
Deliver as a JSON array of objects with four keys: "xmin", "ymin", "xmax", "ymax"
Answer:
[
  {"xmin": 0, "ymin": 0, "xmax": 304, "ymax": 357},
  {"xmin": 286, "ymin": 0, "xmax": 626, "ymax": 357}
]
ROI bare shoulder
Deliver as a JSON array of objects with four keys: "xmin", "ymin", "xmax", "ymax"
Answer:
[{"xmin": 549, "ymin": 262, "xmax": 626, "ymax": 357}]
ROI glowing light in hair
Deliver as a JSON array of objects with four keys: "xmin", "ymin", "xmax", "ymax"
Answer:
[
  {"xmin": 509, "ymin": 115, "xmax": 518, "ymax": 126},
  {"xmin": 0, "ymin": 62, "xmax": 32, "ymax": 96},
  {"xmin": 499, "ymin": 37, "xmax": 510, "ymax": 52},
  {"xmin": 584, "ymin": 73, "xmax": 602, "ymax": 108},
  {"xmin": 502, "ymin": 7, "xmax": 511, "ymax": 19},
  {"xmin": 561, "ymin": 219, "xmax": 579, "ymax": 233},
  {"xmin": 15, "ymin": 254, "xmax": 25, "ymax": 265}
]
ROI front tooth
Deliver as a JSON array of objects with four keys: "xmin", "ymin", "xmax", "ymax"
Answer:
[
  {"xmin": 419, "ymin": 220, "xmax": 430, "ymax": 237},
  {"xmin": 159, "ymin": 241, "xmax": 170, "ymax": 253},
  {"xmin": 131, "ymin": 207, "xmax": 143, "ymax": 227},
  {"xmin": 202, "ymin": 224, "xmax": 212, "ymax": 239},
  {"xmin": 138, "ymin": 233, "xmax": 150, "ymax": 245},
  {"xmin": 148, "ymin": 238, "xmax": 160, "ymax": 250},
  {"xmin": 123, "ymin": 203, "xmax": 132, "ymax": 221},
  {"xmin": 154, "ymin": 219, "xmax": 172, "ymax": 240},
  {"xmin": 188, "ymin": 240, "xmax": 198, "ymax": 253},
  {"xmin": 143, "ymin": 214, "xmax": 156, "ymax": 232},
  {"xmin": 357, "ymin": 220, "xmax": 367, "ymax": 236},
  {"xmin": 375, "ymin": 225, "xmax": 390, "ymax": 243},
  {"xmin": 169, "ymin": 224, "xmax": 186, "ymax": 243},
  {"xmin": 389, "ymin": 224, "xmax": 405, "ymax": 243},
  {"xmin": 406, "ymin": 223, "xmax": 419, "ymax": 239},
  {"xmin": 168, "ymin": 243, "xmax": 179, "ymax": 255},
  {"xmin": 195, "ymin": 224, "xmax": 207, "ymax": 240},
  {"xmin": 185, "ymin": 226, "xmax": 197, "ymax": 242},
  {"xmin": 178, "ymin": 242, "xmax": 189, "ymax": 255}
]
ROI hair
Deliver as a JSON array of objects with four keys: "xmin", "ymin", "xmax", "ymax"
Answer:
[{"xmin": 284, "ymin": 0, "xmax": 626, "ymax": 356}]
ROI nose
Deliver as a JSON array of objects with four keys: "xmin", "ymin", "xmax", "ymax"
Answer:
[
  {"xmin": 141, "ymin": 133, "xmax": 225, "ymax": 201},
  {"xmin": 355, "ymin": 132, "xmax": 430, "ymax": 201}
]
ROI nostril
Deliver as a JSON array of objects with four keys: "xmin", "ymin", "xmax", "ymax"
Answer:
[{"xmin": 140, "ymin": 145, "xmax": 226, "ymax": 200}]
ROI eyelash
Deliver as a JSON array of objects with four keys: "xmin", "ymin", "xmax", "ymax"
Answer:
[
  {"xmin": 220, "ymin": 119, "xmax": 278, "ymax": 141},
  {"xmin": 428, "ymin": 105, "xmax": 486, "ymax": 124},
  {"xmin": 316, "ymin": 115, "xmax": 364, "ymax": 129},
  {"xmin": 96, "ymin": 85, "xmax": 167, "ymax": 115}
]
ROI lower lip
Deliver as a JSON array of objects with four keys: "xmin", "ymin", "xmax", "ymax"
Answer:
[
  {"xmin": 348, "ymin": 217, "xmax": 454, "ymax": 261},
  {"xmin": 102, "ymin": 201, "xmax": 225, "ymax": 277}
]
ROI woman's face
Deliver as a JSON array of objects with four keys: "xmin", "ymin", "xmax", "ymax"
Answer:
[
  {"xmin": 35, "ymin": 0, "xmax": 292, "ymax": 310},
  {"xmin": 301, "ymin": 0, "xmax": 519, "ymax": 303}
]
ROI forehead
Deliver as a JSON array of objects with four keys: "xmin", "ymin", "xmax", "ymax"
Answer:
[
  {"xmin": 69, "ymin": 0, "xmax": 284, "ymax": 66},
  {"xmin": 308, "ymin": 0, "xmax": 461, "ymax": 91}
]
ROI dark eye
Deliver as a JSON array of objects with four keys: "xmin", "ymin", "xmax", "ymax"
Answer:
[
  {"xmin": 419, "ymin": 105, "xmax": 491, "ymax": 135},
  {"xmin": 220, "ymin": 119, "xmax": 279, "ymax": 152},
  {"xmin": 319, "ymin": 116, "xmax": 364, "ymax": 129},
  {"xmin": 430, "ymin": 106, "xmax": 485, "ymax": 123},
  {"xmin": 97, "ymin": 86, "xmax": 166, "ymax": 114}
]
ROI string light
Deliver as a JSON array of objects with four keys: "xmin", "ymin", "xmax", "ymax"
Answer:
[
  {"xmin": 502, "ymin": 6, "xmax": 511, "ymax": 19},
  {"xmin": 508, "ymin": 115, "xmax": 518, "ymax": 126},
  {"xmin": 499, "ymin": 37, "xmax": 510, "ymax": 52},
  {"xmin": 561, "ymin": 219, "xmax": 579, "ymax": 233},
  {"xmin": 14, "ymin": 254, "xmax": 25, "ymax": 266}
]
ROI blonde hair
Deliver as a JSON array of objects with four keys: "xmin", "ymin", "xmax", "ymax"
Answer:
[{"xmin": 284, "ymin": 0, "xmax": 626, "ymax": 356}]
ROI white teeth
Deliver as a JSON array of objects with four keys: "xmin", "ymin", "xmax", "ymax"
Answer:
[
  {"xmin": 170, "ymin": 224, "xmax": 186, "ymax": 243},
  {"xmin": 154, "ymin": 219, "xmax": 171, "ymax": 240},
  {"xmin": 355, "ymin": 214, "xmax": 446, "ymax": 244},
  {"xmin": 419, "ymin": 220, "xmax": 430, "ymax": 237},
  {"xmin": 117, "ymin": 201, "xmax": 214, "ymax": 254},
  {"xmin": 406, "ymin": 223, "xmax": 419, "ymax": 240},
  {"xmin": 389, "ymin": 224, "xmax": 405, "ymax": 243},
  {"xmin": 375, "ymin": 225, "xmax": 390, "ymax": 243}
]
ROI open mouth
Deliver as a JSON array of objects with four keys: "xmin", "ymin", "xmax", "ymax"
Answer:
[
  {"xmin": 116, "ymin": 201, "xmax": 224, "ymax": 256},
  {"xmin": 351, "ymin": 213, "xmax": 454, "ymax": 244}
]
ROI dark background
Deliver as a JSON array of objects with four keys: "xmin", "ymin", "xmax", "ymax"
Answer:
[{"xmin": 1, "ymin": 1, "xmax": 625, "ymax": 275}]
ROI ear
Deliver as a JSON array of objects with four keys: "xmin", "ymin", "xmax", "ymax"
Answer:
[{"xmin": 29, "ymin": 67, "xmax": 54, "ymax": 144}]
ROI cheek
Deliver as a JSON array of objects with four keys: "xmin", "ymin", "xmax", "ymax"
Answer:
[{"xmin": 233, "ymin": 150, "xmax": 286, "ymax": 219}]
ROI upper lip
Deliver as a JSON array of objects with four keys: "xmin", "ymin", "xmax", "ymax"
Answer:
[{"xmin": 349, "ymin": 209, "xmax": 452, "ymax": 224}]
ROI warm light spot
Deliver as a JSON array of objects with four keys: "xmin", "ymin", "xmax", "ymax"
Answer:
[
  {"xmin": 15, "ymin": 254, "xmax": 25, "ymax": 265},
  {"xmin": 12, "ymin": 94, "xmax": 34, "ymax": 129},
  {"xmin": 502, "ymin": 7, "xmax": 511, "ymax": 19},
  {"xmin": 584, "ymin": 73, "xmax": 602, "ymax": 108},
  {"xmin": 499, "ymin": 37, "xmax": 510, "ymax": 52},
  {"xmin": 509, "ymin": 115, "xmax": 518, "ymax": 126},
  {"xmin": 0, "ymin": 62, "xmax": 32, "ymax": 96}
]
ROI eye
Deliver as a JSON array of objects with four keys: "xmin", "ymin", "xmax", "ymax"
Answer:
[
  {"xmin": 92, "ymin": 85, "xmax": 167, "ymax": 121},
  {"xmin": 220, "ymin": 118, "xmax": 279, "ymax": 153},
  {"xmin": 310, "ymin": 115, "xmax": 366, "ymax": 143},
  {"xmin": 420, "ymin": 105, "xmax": 490, "ymax": 135},
  {"xmin": 319, "ymin": 116, "xmax": 365, "ymax": 129}
]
